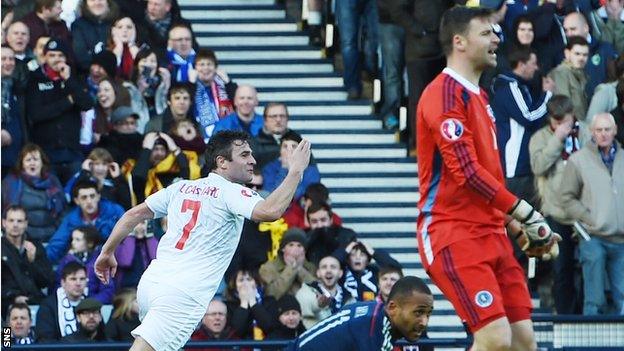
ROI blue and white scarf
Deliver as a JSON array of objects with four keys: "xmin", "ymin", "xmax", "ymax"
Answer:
[{"xmin": 167, "ymin": 48, "xmax": 196, "ymax": 82}]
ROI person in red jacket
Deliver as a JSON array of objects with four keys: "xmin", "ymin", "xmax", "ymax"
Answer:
[
  {"xmin": 189, "ymin": 299, "xmax": 241, "ymax": 351},
  {"xmin": 416, "ymin": 6, "xmax": 559, "ymax": 351}
]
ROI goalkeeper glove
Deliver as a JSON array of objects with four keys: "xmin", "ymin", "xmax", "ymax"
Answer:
[{"xmin": 509, "ymin": 199, "xmax": 553, "ymax": 250}]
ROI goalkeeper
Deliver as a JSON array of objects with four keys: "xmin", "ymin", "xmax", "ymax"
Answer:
[{"xmin": 415, "ymin": 6, "xmax": 560, "ymax": 351}]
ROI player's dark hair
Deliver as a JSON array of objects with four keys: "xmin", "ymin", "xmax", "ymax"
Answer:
[
  {"xmin": 306, "ymin": 201, "xmax": 333, "ymax": 220},
  {"xmin": 565, "ymin": 36, "xmax": 589, "ymax": 50},
  {"xmin": 72, "ymin": 179, "xmax": 99, "ymax": 199},
  {"xmin": 508, "ymin": 46, "xmax": 535, "ymax": 70},
  {"xmin": 7, "ymin": 302, "xmax": 31, "ymax": 321},
  {"xmin": 547, "ymin": 95, "xmax": 574, "ymax": 120},
  {"xmin": 439, "ymin": 6, "xmax": 493, "ymax": 56},
  {"xmin": 387, "ymin": 276, "xmax": 432, "ymax": 302},
  {"xmin": 61, "ymin": 261, "xmax": 87, "ymax": 280},
  {"xmin": 205, "ymin": 130, "xmax": 251, "ymax": 171},
  {"xmin": 303, "ymin": 183, "xmax": 330, "ymax": 203},
  {"xmin": 280, "ymin": 130, "xmax": 302, "ymax": 144},
  {"xmin": 379, "ymin": 265, "xmax": 404, "ymax": 280}
]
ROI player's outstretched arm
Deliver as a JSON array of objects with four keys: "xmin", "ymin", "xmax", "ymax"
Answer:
[
  {"xmin": 252, "ymin": 139, "xmax": 311, "ymax": 222},
  {"xmin": 95, "ymin": 203, "xmax": 155, "ymax": 284}
]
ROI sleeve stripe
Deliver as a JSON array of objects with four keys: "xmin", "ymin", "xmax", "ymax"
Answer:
[
  {"xmin": 453, "ymin": 142, "xmax": 497, "ymax": 200},
  {"xmin": 509, "ymin": 81, "xmax": 550, "ymax": 121},
  {"xmin": 443, "ymin": 76, "xmax": 456, "ymax": 113}
]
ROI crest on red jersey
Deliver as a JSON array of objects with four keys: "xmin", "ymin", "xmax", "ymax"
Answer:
[{"xmin": 440, "ymin": 118, "xmax": 464, "ymax": 141}]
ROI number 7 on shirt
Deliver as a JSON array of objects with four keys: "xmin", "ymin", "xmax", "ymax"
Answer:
[{"xmin": 176, "ymin": 199, "xmax": 201, "ymax": 250}]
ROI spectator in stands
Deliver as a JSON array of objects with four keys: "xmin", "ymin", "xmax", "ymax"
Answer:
[
  {"xmin": 376, "ymin": 265, "xmax": 403, "ymax": 303},
  {"xmin": 5, "ymin": 21, "xmax": 31, "ymax": 62},
  {"xmin": 168, "ymin": 119, "xmax": 206, "ymax": 169},
  {"xmin": 305, "ymin": 202, "xmax": 356, "ymax": 265},
  {"xmin": 614, "ymin": 78, "xmax": 624, "ymax": 145},
  {"xmin": 251, "ymin": 102, "xmax": 296, "ymax": 169},
  {"xmin": 260, "ymin": 228, "xmax": 316, "ymax": 300},
  {"xmin": 502, "ymin": 0, "xmax": 539, "ymax": 36},
  {"xmin": 60, "ymin": 0, "xmax": 80, "ymax": 29},
  {"xmin": 21, "ymin": 0, "xmax": 71, "ymax": 49},
  {"xmin": 226, "ymin": 218, "xmax": 276, "ymax": 284},
  {"xmin": 192, "ymin": 49, "xmax": 236, "ymax": 141},
  {"xmin": 71, "ymin": 0, "xmax": 118, "ymax": 74},
  {"xmin": 283, "ymin": 182, "xmax": 343, "ymax": 230},
  {"xmin": 563, "ymin": 11, "xmax": 618, "ymax": 99},
  {"xmin": 96, "ymin": 103, "xmax": 144, "ymax": 166},
  {"xmin": 46, "ymin": 180, "xmax": 124, "ymax": 263},
  {"xmin": 106, "ymin": 288, "xmax": 140, "ymax": 342},
  {"xmin": 262, "ymin": 130, "xmax": 320, "ymax": 201},
  {"xmin": 529, "ymin": 95, "xmax": 590, "ymax": 315},
  {"xmin": 64, "ymin": 148, "xmax": 132, "ymax": 209},
  {"xmin": 224, "ymin": 269, "xmax": 277, "ymax": 340},
  {"xmin": 387, "ymin": 0, "xmax": 455, "ymax": 149},
  {"xmin": 130, "ymin": 131, "xmax": 192, "ymax": 203},
  {"xmin": 213, "ymin": 84, "xmax": 264, "ymax": 137},
  {"xmin": 7, "ymin": 302, "xmax": 36, "ymax": 344},
  {"xmin": 26, "ymin": 38, "xmax": 93, "ymax": 183},
  {"xmin": 23, "ymin": 35, "xmax": 50, "ymax": 74},
  {"xmin": 123, "ymin": 47, "xmax": 171, "ymax": 133},
  {"xmin": 335, "ymin": 0, "xmax": 378, "ymax": 100},
  {"xmin": 145, "ymin": 82, "xmax": 193, "ymax": 133},
  {"xmin": 1, "ymin": 206, "xmax": 54, "ymax": 317},
  {"xmin": 561, "ymin": 112, "xmax": 624, "ymax": 315},
  {"xmin": 1, "ymin": 45, "xmax": 27, "ymax": 178},
  {"xmin": 166, "ymin": 23, "xmax": 196, "ymax": 83},
  {"xmin": 86, "ymin": 50, "xmax": 118, "ymax": 103},
  {"xmin": 296, "ymin": 255, "xmax": 355, "ymax": 329},
  {"xmin": 492, "ymin": 46, "xmax": 554, "ymax": 203},
  {"xmin": 549, "ymin": 36, "xmax": 590, "ymax": 121},
  {"xmin": 35, "ymin": 262, "xmax": 87, "ymax": 342},
  {"xmin": 587, "ymin": 54, "xmax": 624, "ymax": 121},
  {"xmin": 189, "ymin": 299, "xmax": 240, "ymax": 350},
  {"xmin": 267, "ymin": 294, "xmax": 306, "ymax": 339},
  {"xmin": 56, "ymin": 225, "xmax": 115, "ymax": 304},
  {"xmin": 1, "ymin": 144, "xmax": 66, "ymax": 240},
  {"xmin": 108, "ymin": 16, "xmax": 140, "ymax": 80},
  {"xmin": 61, "ymin": 298, "xmax": 108, "ymax": 343},
  {"xmin": 336, "ymin": 241, "xmax": 402, "ymax": 301},
  {"xmin": 138, "ymin": 0, "xmax": 196, "ymax": 64},
  {"xmin": 114, "ymin": 219, "xmax": 158, "ymax": 290},
  {"xmin": 592, "ymin": 0, "xmax": 624, "ymax": 54}
]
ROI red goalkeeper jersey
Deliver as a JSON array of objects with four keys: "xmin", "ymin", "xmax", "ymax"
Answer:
[{"xmin": 416, "ymin": 68, "xmax": 518, "ymax": 266}]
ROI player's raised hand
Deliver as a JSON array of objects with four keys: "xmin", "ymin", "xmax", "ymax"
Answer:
[
  {"xmin": 288, "ymin": 139, "xmax": 311, "ymax": 175},
  {"xmin": 94, "ymin": 251, "xmax": 118, "ymax": 285}
]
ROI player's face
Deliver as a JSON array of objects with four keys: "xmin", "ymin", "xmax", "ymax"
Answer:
[
  {"xmin": 9, "ymin": 308, "xmax": 31, "ymax": 337},
  {"xmin": 463, "ymin": 18, "xmax": 500, "ymax": 70},
  {"xmin": 203, "ymin": 300, "xmax": 227, "ymax": 334},
  {"xmin": 387, "ymin": 291, "xmax": 433, "ymax": 342},
  {"xmin": 61, "ymin": 270, "xmax": 87, "ymax": 300},
  {"xmin": 77, "ymin": 310, "xmax": 102, "ymax": 332},
  {"xmin": 279, "ymin": 310, "xmax": 301, "ymax": 329},
  {"xmin": 379, "ymin": 272, "xmax": 402, "ymax": 301},
  {"xmin": 308, "ymin": 209, "xmax": 332, "ymax": 230},
  {"xmin": 224, "ymin": 140, "xmax": 256, "ymax": 184},
  {"xmin": 74, "ymin": 188, "xmax": 101, "ymax": 215},
  {"xmin": 316, "ymin": 256, "xmax": 342, "ymax": 288}
]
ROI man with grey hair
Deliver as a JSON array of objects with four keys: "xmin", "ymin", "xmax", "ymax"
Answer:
[
  {"xmin": 213, "ymin": 84, "xmax": 263, "ymax": 137},
  {"xmin": 560, "ymin": 112, "xmax": 624, "ymax": 315}
]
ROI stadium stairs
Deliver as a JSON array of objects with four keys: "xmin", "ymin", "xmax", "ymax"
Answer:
[{"xmin": 179, "ymin": 0, "xmax": 467, "ymax": 345}]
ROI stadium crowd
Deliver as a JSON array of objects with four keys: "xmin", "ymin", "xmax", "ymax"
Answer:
[{"xmin": 0, "ymin": 0, "xmax": 622, "ymax": 347}]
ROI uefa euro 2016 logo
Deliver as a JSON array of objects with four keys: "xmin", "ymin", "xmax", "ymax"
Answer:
[{"xmin": 440, "ymin": 118, "xmax": 464, "ymax": 142}]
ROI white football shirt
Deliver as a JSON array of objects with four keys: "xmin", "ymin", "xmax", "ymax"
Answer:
[{"xmin": 142, "ymin": 173, "xmax": 263, "ymax": 305}]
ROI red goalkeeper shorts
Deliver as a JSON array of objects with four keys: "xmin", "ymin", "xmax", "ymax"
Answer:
[{"xmin": 424, "ymin": 233, "xmax": 532, "ymax": 332}]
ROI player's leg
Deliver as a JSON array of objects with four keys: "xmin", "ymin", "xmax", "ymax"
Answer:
[
  {"xmin": 509, "ymin": 319, "xmax": 537, "ymax": 351},
  {"xmin": 471, "ymin": 316, "xmax": 512, "ymax": 351},
  {"xmin": 130, "ymin": 337, "xmax": 155, "ymax": 351}
]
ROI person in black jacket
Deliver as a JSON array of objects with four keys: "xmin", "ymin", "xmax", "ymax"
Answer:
[
  {"xmin": 105, "ymin": 288, "xmax": 140, "ymax": 342},
  {"xmin": 267, "ymin": 294, "xmax": 306, "ymax": 340},
  {"xmin": 306, "ymin": 202, "xmax": 357, "ymax": 266},
  {"xmin": 96, "ymin": 106, "xmax": 144, "ymax": 166},
  {"xmin": 71, "ymin": 0, "xmax": 119, "ymax": 74},
  {"xmin": 25, "ymin": 38, "xmax": 93, "ymax": 183},
  {"xmin": 1, "ymin": 205, "xmax": 54, "ymax": 318},
  {"xmin": 62, "ymin": 298, "xmax": 109, "ymax": 346}
]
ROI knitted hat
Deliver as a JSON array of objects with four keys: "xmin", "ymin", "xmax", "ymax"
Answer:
[
  {"xmin": 74, "ymin": 298, "xmax": 103, "ymax": 314},
  {"xmin": 110, "ymin": 106, "xmax": 139, "ymax": 124},
  {"xmin": 43, "ymin": 38, "xmax": 71, "ymax": 57},
  {"xmin": 279, "ymin": 228, "xmax": 307, "ymax": 251},
  {"xmin": 91, "ymin": 50, "xmax": 117, "ymax": 78},
  {"xmin": 276, "ymin": 294, "xmax": 301, "ymax": 315}
]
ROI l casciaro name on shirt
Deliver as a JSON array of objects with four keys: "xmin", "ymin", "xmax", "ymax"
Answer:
[{"xmin": 178, "ymin": 184, "xmax": 220, "ymax": 198}]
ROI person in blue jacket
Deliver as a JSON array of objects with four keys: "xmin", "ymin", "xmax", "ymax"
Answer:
[
  {"xmin": 212, "ymin": 84, "xmax": 264, "ymax": 137},
  {"xmin": 46, "ymin": 180, "xmax": 124, "ymax": 263},
  {"xmin": 287, "ymin": 276, "xmax": 434, "ymax": 351}
]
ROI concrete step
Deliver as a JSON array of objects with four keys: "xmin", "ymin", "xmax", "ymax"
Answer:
[
  {"xmin": 258, "ymin": 91, "xmax": 347, "ymax": 101},
  {"xmin": 237, "ymin": 77, "xmax": 343, "ymax": 88},
  {"xmin": 198, "ymin": 35, "xmax": 308, "ymax": 46},
  {"xmin": 180, "ymin": 0, "xmax": 275, "ymax": 5},
  {"xmin": 216, "ymin": 50, "xmax": 322, "ymax": 60},
  {"xmin": 335, "ymin": 207, "xmax": 418, "ymax": 218},
  {"xmin": 260, "ymin": 104, "xmax": 373, "ymax": 115},
  {"xmin": 305, "ymin": 133, "xmax": 396, "ymax": 144},
  {"xmin": 330, "ymin": 192, "xmax": 420, "ymax": 204},
  {"xmin": 358, "ymin": 237, "xmax": 417, "ymax": 250},
  {"xmin": 289, "ymin": 120, "xmax": 380, "ymax": 131},
  {"xmin": 348, "ymin": 222, "xmax": 416, "ymax": 234},
  {"xmin": 323, "ymin": 176, "xmax": 418, "ymax": 187},
  {"xmin": 181, "ymin": 9, "xmax": 285, "ymax": 20},
  {"xmin": 221, "ymin": 63, "xmax": 334, "ymax": 74},
  {"xmin": 192, "ymin": 23, "xmax": 297, "ymax": 32},
  {"xmin": 319, "ymin": 162, "xmax": 417, "ymax": 174}
]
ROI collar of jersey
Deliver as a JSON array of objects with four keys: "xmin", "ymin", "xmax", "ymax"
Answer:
[{"xmin": 442, "ymin": 67, "xmax": 480, "ymax": 95}]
